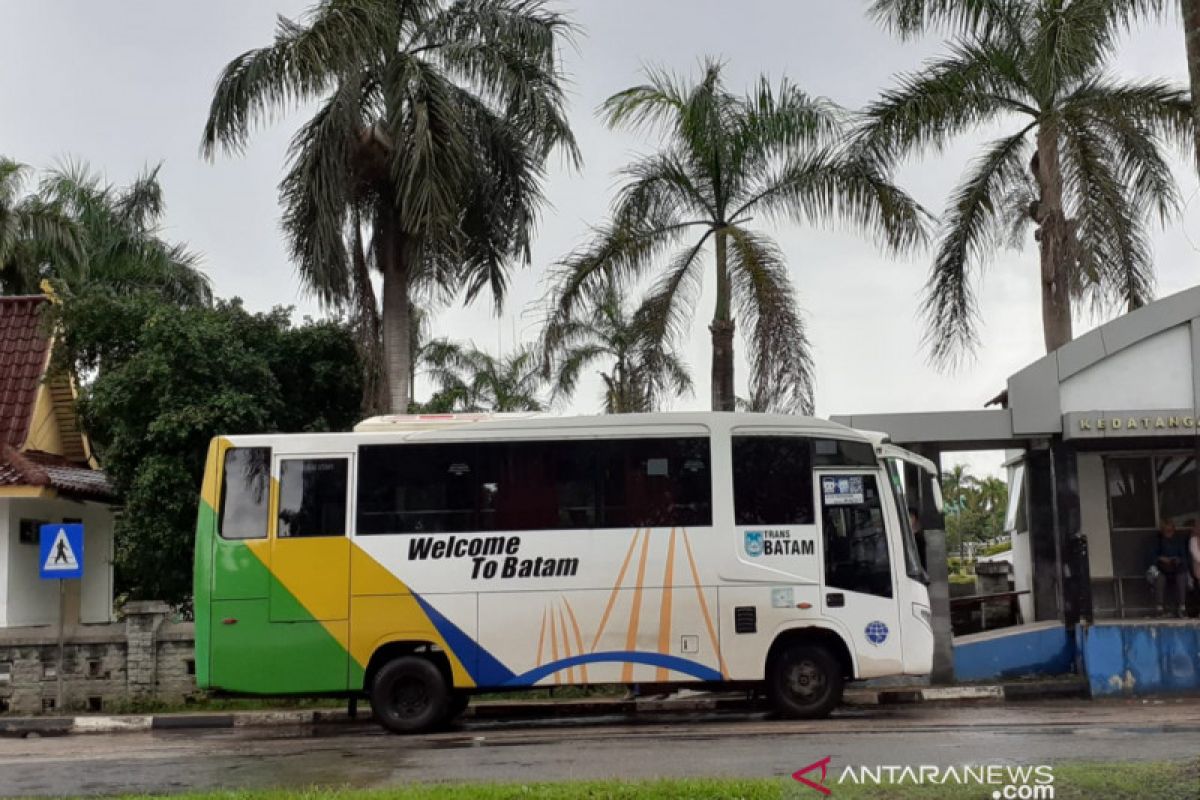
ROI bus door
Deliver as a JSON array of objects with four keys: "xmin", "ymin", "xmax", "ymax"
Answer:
[
  {"xmin": 814, "ymin": 469, "xmax": 904, "ymax": 675},
  {"xmin": 267, "ymin": 453, "xmax": 353, "ymax": 689}
]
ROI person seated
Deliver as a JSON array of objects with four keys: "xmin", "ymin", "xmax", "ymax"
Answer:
[{"xmin": 1153, "ymin": 521, "xmax": 1190, "ymax": 618}]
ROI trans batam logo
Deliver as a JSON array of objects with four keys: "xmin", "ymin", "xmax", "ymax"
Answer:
[{"xmin": 745, "ymin": 529, "xmax": 814, "ymax": 557}]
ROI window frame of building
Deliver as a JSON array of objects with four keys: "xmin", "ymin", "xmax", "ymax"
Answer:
[{"xmin": 1104, "ymin": 451, "xmax": 1200, "ymax": 533}]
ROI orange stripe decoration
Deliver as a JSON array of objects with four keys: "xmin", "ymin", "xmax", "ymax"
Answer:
[
  {"xmin": 682, "ymin": 529, "xmax": 728, "ymax": 679},
  {"xmin": 535, "ymin": 608, "xmax": 548, "ymax": 668},
  {"xmin": 655, "ymin": 528, "xmax": 677, "ymax": 681},
  {"xmin": 557, "ymin": 606, "xmax": 575, "ymax": 684},
  {"xmin": 562, "ymin": 597, "xmax": 589, "ymax": 683},
  {"xmin": 621, "ymin": 528, "xmax": 653, "ymax": 682},
  {"xmin": 591, "ymin": 529, "xmax": 642, "ymax": 652},
  {"xmin": 549, "ymin": 602, "xmax": 561, "ymax": 685}
]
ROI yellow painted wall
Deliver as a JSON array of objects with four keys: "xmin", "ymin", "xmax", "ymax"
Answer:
[{"xmin": 23, "ymin": 381, "xmax": 64, "ymax": 456}]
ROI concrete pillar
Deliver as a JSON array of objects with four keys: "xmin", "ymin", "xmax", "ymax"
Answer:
[
  {"xmin": 925, "ymin": 529, "xmax": 955, "ymax": 683},
  {"xmin": 124, "ymin": 600, "xmax": 170, "ymax": 700}
]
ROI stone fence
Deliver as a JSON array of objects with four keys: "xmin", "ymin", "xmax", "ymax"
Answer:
[{"xmin": 0, "ymin": 601, "xmax": 196, "ymax": 714}]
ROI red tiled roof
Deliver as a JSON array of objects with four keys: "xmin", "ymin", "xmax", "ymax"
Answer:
[
  {"xmin": 0, "ymin": 296, "xmax": 51, "ymax": 449},
  {"xmin": 0, "ymin": 445, "xmax": 115, "ymax": 500}
]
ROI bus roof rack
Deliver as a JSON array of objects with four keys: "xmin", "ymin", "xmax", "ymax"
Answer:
[{"xmin": 353, "ymin": 412, "xmax": 549, "ymax": 432}]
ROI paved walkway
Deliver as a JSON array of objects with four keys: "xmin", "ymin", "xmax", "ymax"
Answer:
[{"xmin": 1, "ymin": 698, "xmax": 1197, "ymax": 796}]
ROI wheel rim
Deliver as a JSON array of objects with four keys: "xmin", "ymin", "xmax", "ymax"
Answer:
[
  {"xmin": 390, "ymin": 676, "xmax": 431, "ymax": 720},
  {"xmin": 785, "ymin": 658, "xmax": 827, "ymax": 704}
]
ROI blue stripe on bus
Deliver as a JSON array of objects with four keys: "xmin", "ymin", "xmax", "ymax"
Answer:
[
  {"xmin": 412, "ymin": 593, "xmax": 517, "ymax": 686},
  {"xmin": 506, "ymin": 652, "xmax": 724, "ymax": 686}
]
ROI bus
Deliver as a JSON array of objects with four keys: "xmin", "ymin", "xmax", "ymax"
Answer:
[{"xmin": 193, "ymin": 412, "xmax": 937, "ymax": 733}]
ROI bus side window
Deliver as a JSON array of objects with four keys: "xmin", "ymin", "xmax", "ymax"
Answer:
[
  {"xmin": 219, "ymin": 447, "xmax": 271, "ymax": 540},
  {"xmin": 732, "ymin": 436, "xmax": 814, "ymax": 525},
  {"xmin": 820, "ymin": 475, "xmax": 893, "ymax": 598},
  {"xmin": 278, "ymin": 458, "xmax": 348, "ymax": 538}
]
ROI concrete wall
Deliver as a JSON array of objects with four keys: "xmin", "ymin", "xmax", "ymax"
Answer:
[
  {"xmin": 0, "ymin": 602, "xmax": 195, "ymax": 714},
  {"xmin": 2, "ymin": 498, "xmax": 115, "ymax": 627},
  {"xmin": 0, "ymin": 504, "xmax": 8, "ymax": 627},
  {"xmin": 1060, "ymin": 324, "xmax": 1192, "ymax": 413},
  {"xmin": 1078, "ymin": 622, "xmax": 1200, "ymax": 697},
  {"xmin": 952, "ymin": 622, "xmax": 1074, "ymax": 681}
]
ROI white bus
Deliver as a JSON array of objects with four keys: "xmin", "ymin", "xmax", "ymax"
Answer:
[{"xmin": 194, "ymin": 412, "xmax": 936, "ymax": 733}]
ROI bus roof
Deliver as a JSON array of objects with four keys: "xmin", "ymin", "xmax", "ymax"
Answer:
[{"xmin": 351, "ymin": 411, "xmax": 864, "ymax": 438}]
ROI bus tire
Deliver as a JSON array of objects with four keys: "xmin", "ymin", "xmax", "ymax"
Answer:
[
  {"xmin": 767, "ymin": 643, "xmax": 843, "ymax": 719},
  {"xmin": 370, "ymin": 656, "xmax": 450, "ymax": 734}
]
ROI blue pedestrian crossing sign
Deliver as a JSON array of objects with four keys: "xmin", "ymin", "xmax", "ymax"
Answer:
[{"xmin": 39, "ymin": 524, "xmax": 83, "ymax": 580}]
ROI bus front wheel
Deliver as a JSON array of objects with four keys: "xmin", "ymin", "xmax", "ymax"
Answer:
[
  {"xmin": 767, "ymin": 643, "xmax": 843, "ymax": 719},
  {"xmin": 370, "ymin": 656, "xmax": 450, "ymax": 734}
]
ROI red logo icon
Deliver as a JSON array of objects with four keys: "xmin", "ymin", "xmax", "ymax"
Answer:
[{"xmin": 792, "ymin": 756, "xmax": 832, "ymax": 795}]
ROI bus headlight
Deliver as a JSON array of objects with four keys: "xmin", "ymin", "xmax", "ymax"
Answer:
[{"xmin": 912, "ymin": 603, "xmax": 931, "ymax": 630}]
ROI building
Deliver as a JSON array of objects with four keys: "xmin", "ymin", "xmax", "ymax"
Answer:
[
  {"xmin": 0, "ymin": 295, "xmax": 116, "ymax": 629},
  {"xmin": 835, "ymin": 284, "xmax": 1200, "ymax": 694}
]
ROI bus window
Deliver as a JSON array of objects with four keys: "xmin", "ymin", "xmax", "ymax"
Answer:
[
  {"xmin": 820, "ymin": 474, "xmax": 892, "ymax": 598},
  {"xmin": 732, "ymin": 436, "xmax": 814, "ymax": 525},
  {"xmin": 277, "ymin": 458, "xmax": 348, "ymax": 538},
  {"xmin": 218, "ymin": 447, "xmax": 270, "ymax": 540},
  {"xmin": 356, "ymin": 437, "xmax": 711, "ymax": 534},
  {"xmin": 812, "ymin": 438, "xmax": 877, "ymax": 467}
]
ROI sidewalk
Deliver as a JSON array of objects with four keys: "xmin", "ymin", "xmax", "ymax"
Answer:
[{"xmin": 0, "ymin": 677, "xmax": 1089, "ymax": 737}]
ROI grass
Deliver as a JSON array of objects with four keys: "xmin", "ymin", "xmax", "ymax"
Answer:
[{"xmin": 117, "ymin": 760, "xmax": 1200, "ymax": 800}]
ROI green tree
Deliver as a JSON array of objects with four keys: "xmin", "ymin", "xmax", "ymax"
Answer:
[
  {"xmin": 545, "ymin": 60, "xmax": 925, "ymax": 414},
  {"xmin": 863, "ymin": 0, "xmax": 1192, "ymax": 363},
  {"xmin": 201, "ymin": 0, "xmax": 579, "ymax": 413},
  {"xmin": 2, "ymin": 159, "xmax": 209, "ymax": 303},
  {"xmin": 420, "ymin": 340, "xmax": 545, "ymax": 412},
  {"xmin": 541, "ymin": 278, "xmax": 692, "ymax": 413},
  {"xmin": 941, "ymin": 464, "xmax": 1009, "ymax": 557},
  {"xmin": 54, "ymin": 290, "xmax": 363, "ymax": 605},
  {"xmin": 0, "ymin": 158, "xmax": 79, "ymax": 293}
]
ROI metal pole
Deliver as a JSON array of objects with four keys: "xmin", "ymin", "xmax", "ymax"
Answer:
[{"xmin": 57, "ymin": 579, "xmax": 65, "ymax": 711}]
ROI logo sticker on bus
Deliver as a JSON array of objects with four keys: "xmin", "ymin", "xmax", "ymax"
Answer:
[
  {"xmin": 745, "ymin": 529, "xmax": 814, "ymax": 557},
  {"xmin": 744, "ymin": 531, "xmax": 764, "ymax": 557}
]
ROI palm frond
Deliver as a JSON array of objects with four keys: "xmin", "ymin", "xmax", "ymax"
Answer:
[
  {"xmin": 867, "ymin": 0, "xmax": 1024, "ymax": 39},
  {"xmin": 724, "ymin": 226, "xmax": 813, "ymax": 415},
  {"xmin": 923, "ymin": 125, "xmax": 1034, "ymax": 368},
  {"xmin": 855, "ymin": 38, "xmax": 1028, "ymax": 168}
]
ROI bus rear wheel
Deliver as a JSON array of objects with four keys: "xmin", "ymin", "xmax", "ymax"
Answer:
[
  {"xmin": 767, "ymin": 643, "xmax": 843, "ymax": 719},
  {"xmin": 370, "ymin": 656, "xmax": 449, "ymax": 734}
]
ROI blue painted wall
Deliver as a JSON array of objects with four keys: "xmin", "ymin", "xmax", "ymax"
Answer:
[
  {"xmin": 953, "ymin": 624, "xmax": 1075, "ymax": 682},
  {"xmin": 1079, "ymin": 623, "xmax": 1200, "ymax": 697}
]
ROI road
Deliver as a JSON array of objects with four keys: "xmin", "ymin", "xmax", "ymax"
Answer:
[{"xmin": 1, "ymin": 699, "xmax": 1198, "ymax": 796}]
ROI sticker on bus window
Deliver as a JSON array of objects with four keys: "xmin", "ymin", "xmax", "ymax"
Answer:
[{"xmin": 822, "ymin": 476, "xmax": 864, "ymax": 505}]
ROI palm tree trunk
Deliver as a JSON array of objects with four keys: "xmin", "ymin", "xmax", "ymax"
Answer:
[
  {"xmin": 377, "ymin": 209, "xmax": 413, "ymax": 414},
  {"xmin": 709, "ymin": 228, "xmax": 736, "ymax": 412},
  {"xmin": 1034, "ymin": 127, "xmax": 1073, "ymax": 353},
  {"xmin": 1184, "ymin": 0, "xmax": 1200, "ymax": 170}
]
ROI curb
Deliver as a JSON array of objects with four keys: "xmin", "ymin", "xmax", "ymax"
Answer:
[{"xmin": 0, "ymin": 679, "xmax": 1088, "ymax": 736}]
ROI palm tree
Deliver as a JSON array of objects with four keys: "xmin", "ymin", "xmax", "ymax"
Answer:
[
  {"xmin": 1, "ymin": 158, "xmax": 79, "ymax": 295},
  {"xmin": 863, "ymin": 0, "xmax": 1192, "ymax": 363},
  {"xmin": 1, "ymin": 159, "xmax": 208, "ymax": 304},
  {"xmin": 541, "ymin": 278, "xmax": 692, "ymax": 413},
  {"xmin": 544, "ymin": 60, "xmax": 925, "ymax": 415},
  {"xmin": 201, "ymin": 0, "xmax": 579, "ymax": 413},
  {"xmin": 420, "ymin": 340, "xmax": 545, "ymax": 412},
  {"xmin": 38, "ymin": 163, "xmax": 210, "ymax": 304}
]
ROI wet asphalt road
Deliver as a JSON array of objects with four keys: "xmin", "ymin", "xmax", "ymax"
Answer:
[{"xmin": 2, "ymin": 699, "xmax": 1199, "ymax": 797}]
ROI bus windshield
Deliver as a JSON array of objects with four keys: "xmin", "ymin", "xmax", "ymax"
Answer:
[{"xmin": 884, "ymin": 458, "xmax": 928, "ymax": 584}]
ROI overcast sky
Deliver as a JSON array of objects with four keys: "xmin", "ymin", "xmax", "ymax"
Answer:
[{"xmin": 2, "ymin": 1, "xmax": 1197, "ymax": 473}]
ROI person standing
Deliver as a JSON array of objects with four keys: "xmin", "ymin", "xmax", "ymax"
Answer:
[{"xmin": 1152, "ymin": 521, "xmax": 1189, "ymax": 618}]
